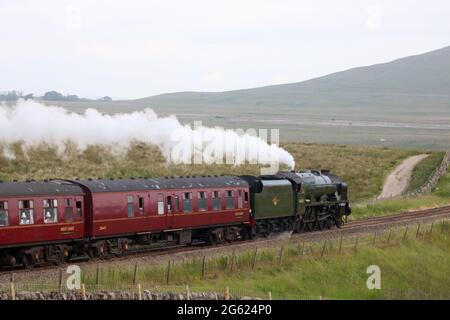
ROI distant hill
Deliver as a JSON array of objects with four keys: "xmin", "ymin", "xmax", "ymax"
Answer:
[{"xmin": 132, "ymin": 46, "xmax": 450, "ymax": 109}]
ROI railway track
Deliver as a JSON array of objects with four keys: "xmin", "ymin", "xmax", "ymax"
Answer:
[
  {"xmin": 344, "ymin": 205, "xmax": 450, "ymax": 229},
  {"xmin": 1, "ymin": 205, "xmax": 449, "ymax": 277}
]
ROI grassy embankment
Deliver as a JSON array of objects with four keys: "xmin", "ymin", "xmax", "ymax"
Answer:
[
  {"xmin": 406, "ymin": 152, "xmax": 445, "ymax": 192},
  {"xmin": 14, "ymin": 221, "xmax": 445, "ymax": 299}
]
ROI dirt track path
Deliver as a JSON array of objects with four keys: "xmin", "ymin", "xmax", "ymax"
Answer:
[{"xmin": 378, "ymin": 154, "xmax": 429, "ymax": 199}]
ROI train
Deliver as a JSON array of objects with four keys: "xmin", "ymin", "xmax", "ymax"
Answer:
[{"xmin": 0, "ymin": 170, "xmax": 350, "ymax": 268}]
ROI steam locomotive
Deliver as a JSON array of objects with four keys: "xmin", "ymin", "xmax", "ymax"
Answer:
[{"xmin": 0, "ymin": 170, "xmax": 350, "ymax": 268}]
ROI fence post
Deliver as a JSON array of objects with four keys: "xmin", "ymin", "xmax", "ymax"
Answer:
[
  {"xmin": 416, "ymin": 224, "xmax": 421, "ymax": 238},
  {"xmin": 230, "ymin": 250, "xmax": 235, "ymax": 272},
  {"xmin": 81, "ymin": 284, "xmax": 87, "ymax": 300},
  {"xmin": 320, "ymin": 241, "xmax": 326, "ymax": 258},
  {"xmin": 201, "ymin": 256, "xmax": 206, "ymax": 278},
  {"xmin": 137, "ymin": 284, "xmax": 142, "ymax": 300},
  {"xmin": 10, "ymin": 274, "xmax": 15, "ymax": 301},
  {"xmin": 224, "ymin": 286, "xmax": 230, "ymax": 300},
  {"xmin": 354, "ymin": 233, "xmax": 359, "ymax": 252},
  {"xmin": 373, "ymin": 232, "xmax": 377, "ymax": 245},
  {"xmin": 59, "ymin": 269, "xmax": 64, "ymax": 293},
  {"xmin": 267, "ymin": 291, "xmax": 272, "ymax": 300},
  {"xmin": 278, "ymin": 246, "xmax": 284, "ymax": 266},
  {"xmin": 166, "ymin": 260, "xmax": 171, "ymax": 284},
  {"xmin": 339, "ymin": 234, "xmax": 343, "ymax": 253},
  {"xmin": 252, "ymin": 247, "xmax": 258, "ymax": 270},
  {"xmin": 430, "ymin": 222, "xmax": 434, "ymax": 235},
  {"xmin": 96, "ymin": 263, "xmax": 100, "ymax": 286},
  {"xmin": 133, "ymin": 262, "xmax": 138, "ymax": 285},
  {"xmin": 441, "ymin": 220, "xmax": 445, "ymax": 234},
  {"xmin": 300, "ymin": 242, "xmax": 305, "ymax": 257},
  {"xmin": 387, "ymin": 229, "xmax": 392, "ymax": 246},
  {"xmin": 186, "ymin": 285, "xmax": 191, "ymax": 300},
  {"xmin": 403, "ymin": 227, "xmax": 409, "ymax": 241}
]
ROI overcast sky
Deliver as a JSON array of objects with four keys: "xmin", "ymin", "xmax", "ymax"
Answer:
[{"xmin": 1, "ymin": 0, "xmax": 449, "ymax": 99}]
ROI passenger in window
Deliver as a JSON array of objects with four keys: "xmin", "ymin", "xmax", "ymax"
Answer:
[
  {"xmin": 19, "ymin": 200, "xmax": 34, "ymax": 225},
  {"xmin": 43, "ymin": 199, "xmax": 58, "ymax": 223}
]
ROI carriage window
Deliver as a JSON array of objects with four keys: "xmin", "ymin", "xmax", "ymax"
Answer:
[
  {"xmin": 75, "ymin": 201, "xmax": 82, "ymax": 219},
  {"xmin": 197, "ymin": 192, "xmax": 207, "ymax": 211},
  {"xmin": 174, "ymin": 195, "xmax": 179, "ymax": 211},
  {"xmin": 127, "ymin": 195, "xmax": 134, "ymax": 218},
  {"xmin": 237, "ymin": 190, "xmax": 243, "ymax": 209},
  {"xmin": 182, "ymin": 192, "xmax": 193, "ymax": 213},
  {"xmin": 65, "ymin": 199, "xmax": 73, "ymax": 223},
  {"xmin": 19, "ymin": 200, "xmax": 34, "ymax": 225},
  {"xmin": 0, "ymin": 201, "xmax": 8, "ymax": 226},
  {"xmin": 157, "ymin": 194, "xmax": 164, "ymax": 215},
  {"xmin": 167, "ymin": 196, "xmax": 172, "ymax": 213},
  {"xmin": 43, "ymin": 199, "xmax": 58, "ymax": 224},
  {"xmin": 244, "ymin": 192, "xmax": 249, "ymax": 204},
  {"xmin": 138, "ymin": 196, "xmax": 144, "ymax": 213},
  {"xmin": 212, "ymin": 191, "xmax": 221, "ymax": 211},
  {"xmin": 226, "ymin": 190, "xmax": 235, "ymax": 209}
]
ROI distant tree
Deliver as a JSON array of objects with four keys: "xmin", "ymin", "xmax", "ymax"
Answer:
[
  {"xmin": 66, "ymin": 94, "xmax": 79, "ymax": 101},
  {"xmin": 98, "ymin": 96, "xmax": 113, "ymax": 102},
  {"xmin": 24, "ymin": 93, "xmax": 34, "ymax": 100},
  {"xmin": 43, "ymin": 91, "xmax": 65, "ymax": 101},
  {"xmin": 0, "ymin": 90, "xmax": 20, "ymax": 101},
  {"xmin": 42, "ymin": 91, "xmax": 82, "ymax": 101}
]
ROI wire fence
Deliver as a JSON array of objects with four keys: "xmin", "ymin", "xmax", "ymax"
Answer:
[{"xmin": 1, "ymin": 219, "xmax": 448, "ymax": 300}]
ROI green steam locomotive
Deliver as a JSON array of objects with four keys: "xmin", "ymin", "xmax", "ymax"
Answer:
[{"xmin": 241, "ymin": 170, "xmax": 351, "ymax": 236}]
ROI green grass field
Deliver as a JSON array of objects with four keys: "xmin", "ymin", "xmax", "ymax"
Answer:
[
  {"xmin": 9, "ymin": 222, "xmax": 448, "ymax": 299},
  {"xmin": 69, "ymin": 222, "xmax": 448, "ymax": 299}
]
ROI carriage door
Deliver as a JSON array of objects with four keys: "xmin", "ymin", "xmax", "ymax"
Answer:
[
  {"xmin": 166, "ymin": 193, "xmax": 175, "ymax": 228},
  {"xmin": 237, "ymin": 190, "xmax": 243, "ymax": 209}
]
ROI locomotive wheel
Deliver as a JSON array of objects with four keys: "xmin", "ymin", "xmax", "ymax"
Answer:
[
  {"xmin": 303, "ymin": 209, "xmax": 314, "ymax": 232},
  {"xmin": 293, "ymin": 220, "xmax": 302, "ymax": 233},
  {"xmin": 264, "ymin": 224, "xmax": 272, "ymax": 237},
  {"xmin": 336, "ymin": 217, "xmax": 344, "ymax": 228},
  {"xmin": 54, "ymin": 251, "xmax": 65, "ymax": 266},
  {"xmin": 317, "ymin": 219, "xmax": 325, "ymax": 230},
  {"xmin": 22, "ymin": 255, "xmax": 33, "ymax": 269},
  {"xmin": 305, "ymin": 221, "xmax": 314, "ymax": 232},
  {"xmin": 314, "ymin": 211, "xmax": 323, "ymax": 230}
]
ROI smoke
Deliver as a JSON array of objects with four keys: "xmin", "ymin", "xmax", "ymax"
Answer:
[{"xmin": 0, "ymin": 100, "xmax": 295, "ymax": 170}]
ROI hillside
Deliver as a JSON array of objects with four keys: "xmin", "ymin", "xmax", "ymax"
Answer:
[{"xmin": 131, "ymin": 46, "xmax": 450, "ymax": 109}]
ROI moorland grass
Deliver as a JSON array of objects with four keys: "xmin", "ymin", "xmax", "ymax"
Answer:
[
  {"xmin": 0, "ymin": 142, "xmax": 419, "ymax": 202},
  {"xmin": 1, "ymin": 142, "xmax": 448, "ymax": 217},
  {"xmin": 71, "ymin": 223, "xmax": 449, "ymax": 299},
  {"xmin": 406, "ymin": 152, "xmax": 445, "ymax": 192}
]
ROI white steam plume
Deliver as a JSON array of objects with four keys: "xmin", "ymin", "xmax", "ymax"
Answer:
[{"xmin": 0, "ymin": 100, "xmax": 295, "ymax": 170}]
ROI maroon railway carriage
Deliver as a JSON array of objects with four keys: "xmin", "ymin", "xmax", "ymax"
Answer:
[
  {"xmin": 71, "ymin": 176, "xmax": 251, "ymax": 256},
  {"xmin": 0, "ymin": 180, "xmax": 85, "ymax": 266},
  {"xmin": 0, "ymin": 176, "xmax": 251, "ymax": 266}
]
